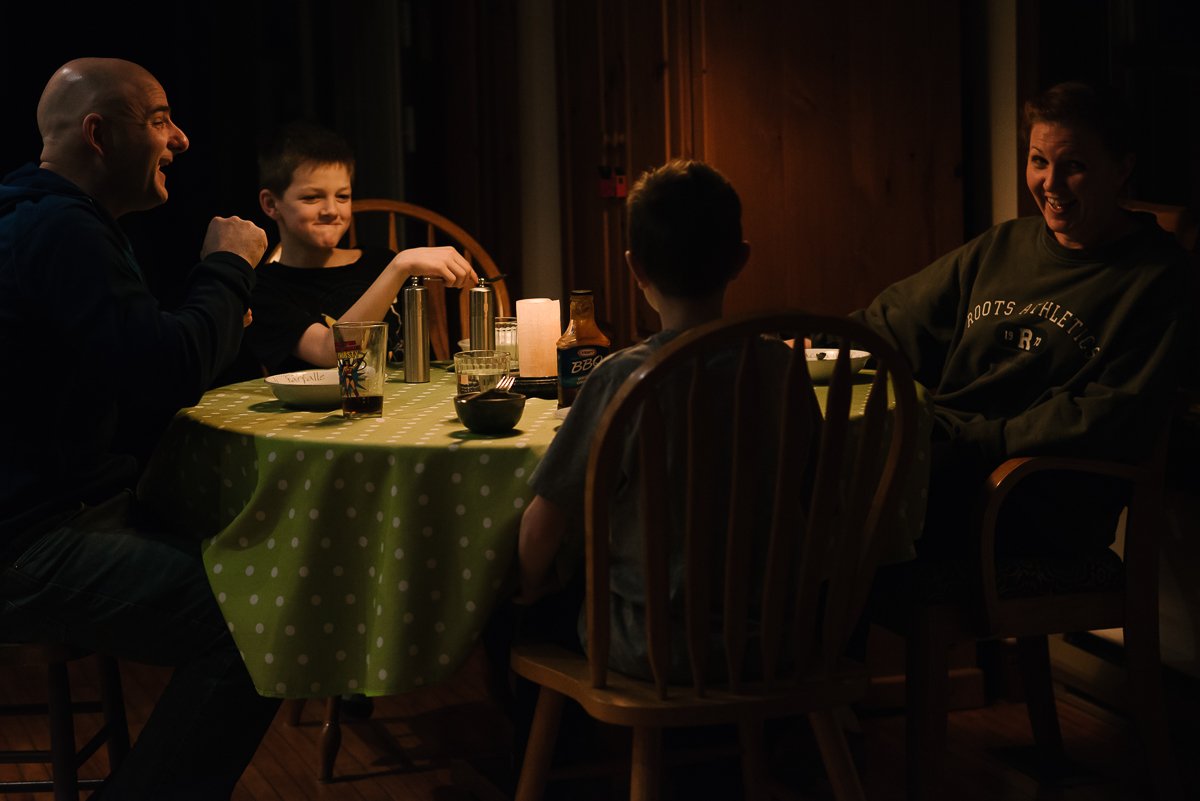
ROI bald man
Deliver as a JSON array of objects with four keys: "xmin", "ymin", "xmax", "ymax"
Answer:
[{"xmin": 0, "ymin": 59, "xmax": 278, "ymax": 799}]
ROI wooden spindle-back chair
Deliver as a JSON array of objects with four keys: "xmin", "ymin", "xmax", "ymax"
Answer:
[{"xmin": 510, "ymin": 310, "xmax": 920, "ymax": 801}]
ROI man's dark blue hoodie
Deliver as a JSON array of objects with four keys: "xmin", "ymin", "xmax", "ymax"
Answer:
[{"xmin": 0, "ymin": 164, "xmax": 255, "ymax": 542}]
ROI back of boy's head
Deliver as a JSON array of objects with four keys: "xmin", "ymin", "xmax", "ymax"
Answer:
[
  {"xmin": 626, "ymin": 160, "xmax": 743, "ymax": 297},
  {"xmin": 258, "ymin": 120, "xmax": 356, "ymax": 196}
]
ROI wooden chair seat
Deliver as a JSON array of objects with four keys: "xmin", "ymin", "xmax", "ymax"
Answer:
[
  {"xmin": 871, "ymin": 446, "xmax": 1183, "ymax": 800},
  {"xmin": 0, "ymin": 642, "xmax": 129, "ymax": 801},
  {"xmin": 874, "ymin": 547, "xmax": 1125, "ymax": 605},
  {"xmin": 512, "ymin": 642, "xmax": 870, "ymax": 729}
]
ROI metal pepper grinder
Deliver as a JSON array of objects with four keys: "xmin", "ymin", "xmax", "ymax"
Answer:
[
  {"xmin": 402, "ymin": 277, "xmax": 429, "ymax": 383},
  {"xmin": 468, "ymin": 279, "xmax": 495, "ymax": 350}
]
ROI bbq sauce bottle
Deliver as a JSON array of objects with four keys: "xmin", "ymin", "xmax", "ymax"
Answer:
[{"xmin": 556, "ymin": 290, "xmax": 611, "ymax": 408}]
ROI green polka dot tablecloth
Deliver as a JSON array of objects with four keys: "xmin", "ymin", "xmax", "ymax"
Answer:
[
  {"xmin": 138, "ymin": 367, "xmax": 930, "ymax": 700},
  {"xmin": 138, "ymin": 367, "xmax": 561, "ymax": 699}
]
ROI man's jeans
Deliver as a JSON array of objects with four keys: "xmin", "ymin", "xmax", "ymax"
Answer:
[{"xmin": 0, "ymin": 491, "xmax": 280, "ymax": 800}]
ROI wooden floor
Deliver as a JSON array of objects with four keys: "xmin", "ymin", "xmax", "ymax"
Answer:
[{"xmin": 0, "ymin": 647, "xmax": 1195, "ymax": 800}]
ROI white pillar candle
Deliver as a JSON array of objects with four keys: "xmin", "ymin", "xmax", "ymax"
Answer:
[{"xmin": 516, "ymin": 298, "xmax": 561, "ymax": 377}]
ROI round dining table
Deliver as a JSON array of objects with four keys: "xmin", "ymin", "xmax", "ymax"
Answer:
[
  {"xmin": 138, "ymin": 366, "xmax": 561, "ymax": 699},
  {"xmin": 138, "ymin": 365, "xmax": 931, "ymax": 701}
]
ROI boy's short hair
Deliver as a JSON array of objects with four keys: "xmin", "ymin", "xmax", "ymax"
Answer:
[
  {"xmin": 626, "ymin": 160, "xmax": 743, "ymax": 298},
  {"xmin": 258, "ymin": 120, "xmax": 356, "ymax": 195}
]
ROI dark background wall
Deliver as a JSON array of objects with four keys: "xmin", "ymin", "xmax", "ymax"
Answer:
[
  {"xmin": 1, "ymin": 3, "xmax": 291, "ymax": 304},
  {"xmin": 1, "ymin": 0, "xmax": 1196, "ymax": 314},
  {"xmin": 0, "ymin": 0, "xmax": 519, "ymax": 310}
]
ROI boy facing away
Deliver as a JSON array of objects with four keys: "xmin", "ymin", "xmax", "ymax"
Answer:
[{"xmin": 515, "ymin": 159, "xmax": 789, "ymax": 680}]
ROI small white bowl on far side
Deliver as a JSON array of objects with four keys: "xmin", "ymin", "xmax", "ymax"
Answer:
[
  {"xmin": 264, "ymin": 368, "xmax": 341, "ymax": 408},
  {"xmin": 804, "ymin": 349, "xmax": 870, "ymax": 382}
]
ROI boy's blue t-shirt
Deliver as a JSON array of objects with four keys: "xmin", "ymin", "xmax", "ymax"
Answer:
[{"xmin": 531, "ymin": 328, "xmax": 791, "ymax": 681}]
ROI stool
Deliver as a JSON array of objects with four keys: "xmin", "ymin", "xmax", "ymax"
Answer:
[{"xmin": 0, "ymin": 643, "xmax": 130, "ymax": 801}]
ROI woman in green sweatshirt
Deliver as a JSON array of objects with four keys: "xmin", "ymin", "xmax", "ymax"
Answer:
[{"xmin": 855, "ymin": 81, "xmax": 1192, "ymax": 557}]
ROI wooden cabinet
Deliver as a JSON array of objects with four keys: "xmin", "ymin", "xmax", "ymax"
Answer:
[{"xmin": 556, "ymin": 0, "xmax": 966, "ymax": 347}]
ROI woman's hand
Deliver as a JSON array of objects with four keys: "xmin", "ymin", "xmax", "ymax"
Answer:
[{"xmin": 391, "ymin": 246, "xmax": 478, "ymax": 289}]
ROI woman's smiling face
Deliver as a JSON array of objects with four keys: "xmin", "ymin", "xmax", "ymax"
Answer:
[{"xmin": 1025, "ymin": 121, "xmax": 1134, "ymax": 250}]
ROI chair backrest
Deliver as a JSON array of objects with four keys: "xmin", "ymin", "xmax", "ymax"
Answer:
[
  {"xmin": 1120, "ymin": 199, "xmax": 1199, "ymax": 387},
  {"xmin": 582, "ymin": 310, "xmax": 919, "ymax": 698},
  {"xmin": 266, "ymin": 198, "xmax": 510, "ymax": 361},
  {"xmin": 1122, "ymin": 199, "xmax": 1198, "ymax": 253}
]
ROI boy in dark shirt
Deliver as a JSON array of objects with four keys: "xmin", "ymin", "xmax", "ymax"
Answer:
[{"xmin": 247, "ymin": 121, "xmax": 477, "ymax": 375}]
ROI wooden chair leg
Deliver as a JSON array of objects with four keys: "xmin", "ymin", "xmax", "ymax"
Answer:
[
  {"xmin": 1016, "ymin": 635, "xmax": 1065, "ymax": 765},
  {"xmin": 809, "ymin": 709, "xmax": 866, "ymax": 801},
  {"xmin": 514, "ymin": 688, "xmax": 565, "ymax": 801},
  {"xmin": 906, "ymin": 608, "xmax": 951, "ymax": 801},
  {"xmin": 630, "ymin": 725, "xmax": 662, "ymax": 801},
  {"xmin": 46, "ymin": 660, "xmax": 79, "ymax": 801},
  {"xmin": 97, "ymin": 655, "xmax": 130, "ymax": 768},
  {"xmin": 737, "ymin": 718, "xmax": 769, "ymax": 801},
  {"xmin": 319, "ymin": 696, "xmax": 342, "ymax": 783},
  {"xmin": 1124, "ymin": 620, "xmax": 1183, "ymax": 800}
]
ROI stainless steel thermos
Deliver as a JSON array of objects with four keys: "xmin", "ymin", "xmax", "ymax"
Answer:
[
  {"xmin": 468, "ymin": 280, "xmax": 495, "ymax": 350},
  {"xmin": 402, "ymin": 277, "xmax": 430, "ymax": 383}
]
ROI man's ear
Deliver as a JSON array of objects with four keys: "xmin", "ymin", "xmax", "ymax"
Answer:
[
  {"xmin": 81, "ymin": 112, "xmax": 106, "ymax": 157},
  {"xmin": 259, "ymin": 189, "xmax": 279, "ymax": 219},
  {"xmin": 625, "ymin": 250, "xmax": 650, "ymax": 288}
]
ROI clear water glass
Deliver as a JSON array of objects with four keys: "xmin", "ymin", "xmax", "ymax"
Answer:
[
  {"xmin": 453, "ymin": 350, "xmax": 511, "ymax": 395},
  {"xmin": 494, "ymin": 316, "xmax": 519, "ymax": 372}
]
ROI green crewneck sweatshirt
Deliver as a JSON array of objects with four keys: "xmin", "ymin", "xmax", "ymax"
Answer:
[{"xmin": 854, "ymin": 213, "xmax": 1191, "ymax": 471}]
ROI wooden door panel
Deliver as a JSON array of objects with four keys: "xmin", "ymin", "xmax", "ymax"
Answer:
[
  {"xmin": 557, "ymin": 0, "xmax": 964, "ymax": 342},
  {"xmin": 699, "ymin": 0, "xmax": 963, "ymax": 316}
]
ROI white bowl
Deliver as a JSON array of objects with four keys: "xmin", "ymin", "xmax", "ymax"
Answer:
[
  {"xmin": 264, "ymin": 369, "xmax": 341, "ymax": 408},
  {"xmin": 805, "ymin": 349, "xmax": 870, "ymax": 382}
]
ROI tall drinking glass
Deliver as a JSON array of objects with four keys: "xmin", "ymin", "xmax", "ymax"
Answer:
[
  {"xmin": 332, "ymin": 322, "xmax": 387, "ymax": 418},
  {"xmin": 494, "ymin": 316, "xmax": 519, "ymax": 372}
]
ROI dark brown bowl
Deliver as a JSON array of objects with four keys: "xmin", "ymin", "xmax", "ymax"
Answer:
[{"xmin": 453, "ymin": 391, "xmax": 527, "ymax": 434}]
